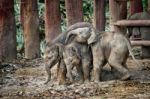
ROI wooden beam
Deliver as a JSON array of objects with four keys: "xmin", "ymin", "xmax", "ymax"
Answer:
[
  {"xmin": 114, "ymin": 20, "xmax": 150, "ymax": 26},
  {"xmin": 115, "ymin": 0, "xmax": 127, "ymax": 1},
  {"xmin": 131, "ymin": 40, "xmax": 150, "ymax": 46}
]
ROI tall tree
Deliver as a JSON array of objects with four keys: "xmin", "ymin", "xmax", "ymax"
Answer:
[
  {"xmin": 130, "ymin": 0, "xmax": 143, "ymax": 15},
  {"xmin": 65, "ymin": 0, "xmax": 83, "ymax": 26},
  {"xmin": 93, "ymin": 0, "xmax": 105, "ymax": 31},
  {"xmin": 109, "ymin": 0, "xmax": 120, "ymax": 32},
  {"xmin": 45, "ymin": 0, "xmax": 61, "ymax": 44},
  {"xmin": 21, "ymin": 0, "xmax": 40, "ymax": 59},
  {"xmin": 119, "ymin": 1, "xmax": 127, "ymax": 19},
  {"xmin": 0, "ymin": 0, "xmax": 16, "ymax": 62}
]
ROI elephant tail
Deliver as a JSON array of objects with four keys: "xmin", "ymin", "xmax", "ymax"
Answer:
[{"xmin": 124, "ymin": 36, "xmax": 142, "ymax": 68}]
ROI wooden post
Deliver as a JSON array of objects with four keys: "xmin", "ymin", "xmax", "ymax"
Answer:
[
  {"xmin": 65, "ymin": 0, "xmax": 83, "ymax": 26},
  {"xmin": 93, "ymin": 0, "xmax": 106, "ymax": 31}
]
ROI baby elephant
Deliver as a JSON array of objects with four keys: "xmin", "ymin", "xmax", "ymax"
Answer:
[
  {"xmin": 63, "ymin": 43, "xmax": 82, "ymax": 83},
  {"xmin": 65, "ymin": 25, "xmax": 138, "ymax": 82},
  {"xmin": 44, "ymin": 43, "xmax": 67, "ymax": 84},
  {"xmin": 63, "ymin": 41, "xmax": 92, "ymax": 83}
]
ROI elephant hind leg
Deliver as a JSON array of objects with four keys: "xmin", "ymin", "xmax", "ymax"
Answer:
[
  {"xmin": 44, "ymin": 59, "xmax": 58, "ymax": 84},
  {"xmin": 109, "ymin": 61, "xmax": 131, "ymax": 80},
  {"xmin": 82, "ymin": 61, "xmax": 90, "ymax": 82},
  {"xmin": 58, "ymin": 59, "xmax": 67, "ymax": 85},
  {"xmin": 44, "ymin": 63, "xmax": 52, "ymax": 84},
  {"xmin": 108, "ymin": 52, "xmax": 131, "ymax": 81}
]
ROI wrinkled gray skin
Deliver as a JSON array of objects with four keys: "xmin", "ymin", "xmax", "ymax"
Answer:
[
  {"xmin": 66, "ymin": 25, "xmax": 137, "ymax": 82},
  {"xmin": 44, "ymin": 43, "xmax": 66, "ymax": 84},
  {"xmin": 44, "ymin": 22, "xmax": 93, "ymax": 84},
  {"xmin": 63, "ymin": 40, "xmax": 92, "ymax": 83}
]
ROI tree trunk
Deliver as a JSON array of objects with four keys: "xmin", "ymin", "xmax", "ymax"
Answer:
[
  {"xmin": 119, "ymin": 1, "xmax": 127, "ymax": 19},
  {"xmin": 21, "ymin": 0, "xmax": 40, "ymax": 59},
  {"xmin": 0, "ymin": 0, "xmax": 16, "ymax": 62},
  {"xmin": 65, "ymin": 0, "xmax": 83, "ymax": 26},
  {"xmin": 93, "ymin": 0, "xmax": 106, "ymax": 31},
  {"xmin": 109, "ymin": 0, "xmax": 121, "ymax": 32},
  {"xmin": 45, "ymin": 0, "xmax": 61, "ymax": 44},
  {"xmin": 130, "ymin": 0, "xmax": 143, "ymax": 15}
]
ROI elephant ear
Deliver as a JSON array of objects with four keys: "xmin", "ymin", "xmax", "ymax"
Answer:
[
  {"xmin": 72, "ymin": 46, "xmax": 81, "ymax": 59},
  {"xmin": 65, "ymin": 31, "xmax": 77, "ymax": 44},
  {"xmin": 87, "ymin": 30, "xmax": 97, "ymax": 45}
]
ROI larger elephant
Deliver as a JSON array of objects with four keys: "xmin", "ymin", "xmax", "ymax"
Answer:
[
  {"xmin": 128, "ymin": 11, "xmax": 150, "ymax": 58},
  {"xmin": 65, "ymin": 25, "xmax": 137, "ymax": 82}
]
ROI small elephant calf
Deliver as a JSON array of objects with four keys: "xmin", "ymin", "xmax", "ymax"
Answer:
[
  {"xmin": 44, "ymin": 43, "xmax": 67, "ymax": 84},
  {"xmin": 63, "ymin": 41, "xmax": 92, "ymax": 83},
  {"xmin": 63, "ymin": 43, "xmax": 82, "ymax": 83},
  {"xmin": 65, "ymin": 24, "xmax": 139, "ymax": 82}
]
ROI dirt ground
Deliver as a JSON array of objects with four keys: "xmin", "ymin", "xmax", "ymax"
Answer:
[{"xmin": 0, "ymin": 56, "xmax": 150, "ymax": 99}]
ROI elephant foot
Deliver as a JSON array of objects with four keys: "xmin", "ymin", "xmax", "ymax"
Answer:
[
  {"xmin": 44, "ymin": 77, "xmax": 51, "ymax": 84},
  {"xmin": 94, "ymin": 79, "xmax": 100, "ymax": 83},
  {"xmin": 78, "ymin": 79, "xmax": 84, "ymax": 84},
  {"xmin": 58, "ymin": 77, "xmax": 67, "ymax": 85},
  {"xmin": 58, "ymin": 79, "xmax": 72, "ymax": 85},
  {"xmin": 121, "ymin": 73, "xmax": 131, "ymax": 81},
  {"xmin": 84, "ymin": 79, "xmax": 90, "ymax": 83},
  {"xmin": 44, "ymin": 79, "xmax": 50, "ymax": 84}
]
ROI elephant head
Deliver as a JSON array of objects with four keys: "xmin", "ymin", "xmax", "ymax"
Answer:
[
  {"xmin": 65, "ymin": 26, "xmax": 98, "ymax": 45},
  {"xmin": 63, "ymin": 45, "xmax": 81, "ymax": 66}
]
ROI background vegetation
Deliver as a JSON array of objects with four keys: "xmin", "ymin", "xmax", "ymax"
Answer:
[{"xmin": 14, "ymin": 0, "xmax": 148, "ymax": 56}]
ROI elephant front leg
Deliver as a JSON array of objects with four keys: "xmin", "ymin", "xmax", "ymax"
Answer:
[
  {"xmin": 92, "ymin": 44, "xmax": 105, "ymax": 82},
  {"xmin": 76, "ymin": 64, "xmax": 84, "ymax": 83},
  {"xmin": 82, "ymin": 60, "xmax": 91, "ymax": 83},
  {"xmin": 44, "ymin": 63, "xmax": 52, "ymax": 84},
  {"xmin": 58, "ymin": 59, "xmax": 67, "ymax": 85},
  {"xmin": 66, "ymin": 63, "xmax": 74, "ymax": 83},
  {"xmin": 93, "ymin": 60, "xmax": 105, "ymax": 82}
]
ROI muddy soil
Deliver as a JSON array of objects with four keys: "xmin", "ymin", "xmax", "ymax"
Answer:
[{"xmin": 0, "ymin": 57, "xmax": 150, "ymax": 99}]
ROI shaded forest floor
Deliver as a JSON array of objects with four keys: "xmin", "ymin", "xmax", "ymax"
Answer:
[{"xmin": 0, "ymin": 56, "xmax": 150, "ymax": 99}]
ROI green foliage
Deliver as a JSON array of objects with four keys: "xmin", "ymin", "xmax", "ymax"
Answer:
[
  {"xmin": 60, "ymin": 0, "xmax": 93, "ymax": 31},
  {"xmin": 83, "ymin": 0, "xmax": 93, "ymax": 22},
  {"xmin": 142, "ymin": 0, "xmax": 148, "ymax": 11},
  {"xmin": 14, "ymin": 0, "xmax": 24, "ymax": 51},
  {"xmin": 60, "ymin": 0, "xmax": 67, "ymax": 31},
  {"xmin": 14, "ymin": 0, "xmax": 103, "ymax": 56}
]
